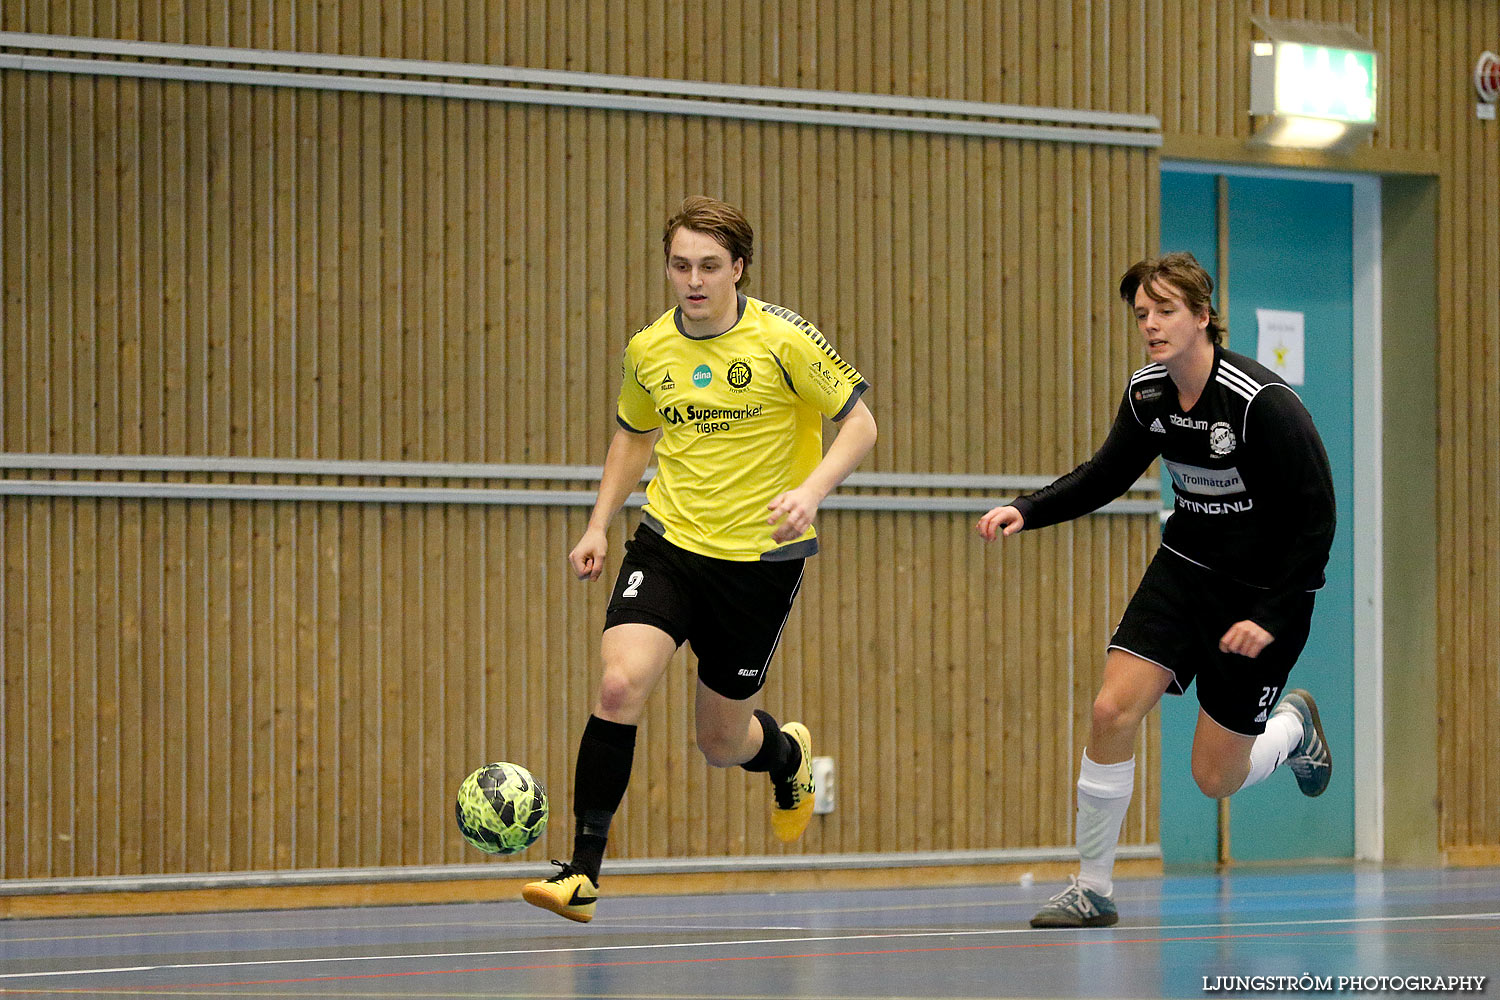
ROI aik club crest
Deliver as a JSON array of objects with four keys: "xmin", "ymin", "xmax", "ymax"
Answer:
[
  {"xmin": 726, "ymin": 360, "xmax": 753, "ymax": 390},
  {"xmin": 1209, "ymin": 421, "xmax": 1237, "ymax": 456}
]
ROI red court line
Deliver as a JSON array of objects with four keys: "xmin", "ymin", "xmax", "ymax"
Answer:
[{"xmin": 167, "ymin": 921, "xmax": 1500, "ymax": 990}]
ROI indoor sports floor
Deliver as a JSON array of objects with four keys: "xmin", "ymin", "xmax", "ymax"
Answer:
[{"xmin": 1, "ymin": 866, "xmax": 1496, "ymax": 999}]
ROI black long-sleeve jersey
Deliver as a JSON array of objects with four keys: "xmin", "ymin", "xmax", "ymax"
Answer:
[{"xmin": 1011, "ymin": 345, "xmax": 1336, "ymax": 639}]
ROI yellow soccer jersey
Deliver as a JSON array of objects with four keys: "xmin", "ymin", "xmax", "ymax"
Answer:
[{"xmin": 616, "ymin": 294, "xmax": 868, "ymax": 561}]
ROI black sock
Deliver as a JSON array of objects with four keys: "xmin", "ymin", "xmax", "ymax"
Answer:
[
  {"xmin": 571, "ymin": 834, "xmax": 607, "ymax": 886},
  {"xmin": 570, "ymin": 714, "xmax": 636, "ymax": 883},
  {"xmin": 740, "ymin": 709, "xmax": 799, "ymax": 779}
]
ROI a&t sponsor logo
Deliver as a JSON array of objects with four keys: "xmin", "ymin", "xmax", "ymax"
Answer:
[{"xmin": 807, "ymin": 360, "xmax": 841, "ymax": 395}]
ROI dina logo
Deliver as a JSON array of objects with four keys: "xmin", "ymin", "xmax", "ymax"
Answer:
[
  {"xmin": 691, "ymin": 364, "xmax": 712, "ymax": 388},
  {"xmin": 727, "ymin": 360, "xmax": 752, "ymax": 390}
]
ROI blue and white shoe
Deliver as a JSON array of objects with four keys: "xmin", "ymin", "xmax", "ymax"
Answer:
[
  {"xmin": 1277, "ymin": 688, "xmax": 1332, "ymax": 797},
  {"xmin": 1029, "ymin": 875, "xmax": 1119, "ymax": 928}
]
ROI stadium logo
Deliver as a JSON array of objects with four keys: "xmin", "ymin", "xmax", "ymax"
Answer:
[
  {"xmin": 1169, "ymin": 414, "xmax": 1209, "ymax": 430},
  {"xmin": 692, "ymin": 364, "xmax": 712, "ymax": 388},
  {"xmin": 727, "ymin": 359, "xmax": 753, "ymax": 390},
  {"xmin": 1209, "ymin": 421, "xmax": 1237, "ymax": 456}
]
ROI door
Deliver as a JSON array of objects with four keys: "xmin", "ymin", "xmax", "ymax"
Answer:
[{"xmin": 1158, "ymin": 167, "xmax": 1364, "ymax": 862}]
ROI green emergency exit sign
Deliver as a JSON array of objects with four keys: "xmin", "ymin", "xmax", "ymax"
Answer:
[{"xmin": 1252, "ymin": 41, "xmax": 1378, "ymax": 124}]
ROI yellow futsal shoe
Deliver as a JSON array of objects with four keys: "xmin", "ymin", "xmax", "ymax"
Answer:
[
  {"xmin": 770, "ymin": 722, "xmax": 815, "ymax": 843},
  {"xmin": 522, "ymin": 861, "xmax": 599, "ymax": 923}
]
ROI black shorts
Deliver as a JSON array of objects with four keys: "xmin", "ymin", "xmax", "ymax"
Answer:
[
  {"xmin": 1108, "ymin": 548, "xmax": 1315, "ymax": 736},
  {"xmin": 604, "ymin": 525, "xmax": 805, "ymax": 700}
]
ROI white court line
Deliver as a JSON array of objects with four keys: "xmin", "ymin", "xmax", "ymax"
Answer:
[
  {"xmin": 2, "ymin": 910, "xmax": 1496, "ymax": 981},
  {"xmin": 8, "ymin": 875, "xmax": 1499, "ymax": 945}
]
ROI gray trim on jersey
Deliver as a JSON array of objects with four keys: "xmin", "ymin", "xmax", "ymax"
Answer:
[
  {"xmin": 832, "ymin": 381, "xmax": 869, "ymax": 422},
  {"xmin": 767, "ymin": 348, "xmax": 798, "ymax": 394},
  {"xmin": 672, "ymin": 292, "xmax": 749, "ymax": 340},
  {"xmin": 617, "ymin": 414, "xmax": 654, "ymax": 434},
  {"xmin": 638, "ymin": 511, "xmax": 819, "ymax": 561},
  {"xmin": 761, "ymin": 537, "xmax": 819, "ymax": 561}
]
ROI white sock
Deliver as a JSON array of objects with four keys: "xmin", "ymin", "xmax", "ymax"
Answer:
[
  {"xmin": 1075, "ymin": 752, "xmax": 1135, "ymax": 897},
  {"xmin": 1238, "ymin": 709, "xmax": 1303, "ymax": 792}
]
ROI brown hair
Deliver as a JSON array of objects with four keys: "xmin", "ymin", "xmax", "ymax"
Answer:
[
  {"xmin": 1118, "ymin": 251, "xmax": 1225, "ymax": 344},
  {"xmin": 662, "ymin": 196, "xmax": 753, "ymax": 286}
]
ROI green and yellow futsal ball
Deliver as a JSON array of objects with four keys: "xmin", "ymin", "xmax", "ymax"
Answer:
[{"xmin": 455, "ymin": 762, "xmax": 549, "ymax": 855}]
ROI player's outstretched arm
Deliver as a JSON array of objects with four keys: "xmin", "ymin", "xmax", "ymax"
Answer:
[
  {"xmin": 767, "ymin": 398, "xmax": 877, "ymax": 544},
  {"xmin": 570, "ymin": 427, "xmax": 659, "ymax": 580},
  {"xmin": 975, "ymin": 505, "xmax": 1025, "ymax": 541}
]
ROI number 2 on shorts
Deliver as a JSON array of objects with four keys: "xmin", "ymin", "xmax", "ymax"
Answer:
[{"xmin": 622, "ymin": 570, "xmax": 644, "ymax": 598}]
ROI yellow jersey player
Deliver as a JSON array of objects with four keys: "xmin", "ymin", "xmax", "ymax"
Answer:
[{"xmin": 523, "ymin": 196, "xmax": 877, "ymax": 922}]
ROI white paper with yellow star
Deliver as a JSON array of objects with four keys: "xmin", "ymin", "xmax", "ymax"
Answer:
[{"xmin": 1255, "ymin": 308, "xmax": 1305, "ymax": 385}]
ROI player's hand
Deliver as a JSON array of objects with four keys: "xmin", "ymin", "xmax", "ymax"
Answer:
[
  {"xmin": 767, "ymin": 486, "xmax": 821, "ymax": 544},
  {"xmin": 976, "ymin": 505, "xmax": 1025, "ymax": 541},
  {"xmin": 568, "ymin": 527, "xmax": 609, "ymax": 581},
  {"xmin": 1218, "ymin": 619, "xmax": 1274, "ymax": 658}
]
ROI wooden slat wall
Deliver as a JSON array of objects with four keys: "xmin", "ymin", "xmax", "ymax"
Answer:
[
  {"xmin": 1434, "ymin": 0, "xmax": 1500, "ymax": 859},
  {"xmin": 0, "ymin": 0, "xmax": 1493, "ymax": 881}
]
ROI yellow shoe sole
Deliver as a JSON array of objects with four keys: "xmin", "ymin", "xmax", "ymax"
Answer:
[
  {"xmin": 522, "ymin": 877, "xmax": 598, "ymax": 923},
  {"xmin": 771, "ymin": 722, "xmax": 815, "ymax": 843}
]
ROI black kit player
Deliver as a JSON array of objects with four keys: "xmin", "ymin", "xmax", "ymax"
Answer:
[
  {"xmin": 523, "ymin": 196, "xmax": 877, "ymax": 922},
  {"xmin": 977, "ymin": 252, "xmax": 1336, "ymax": 927}
]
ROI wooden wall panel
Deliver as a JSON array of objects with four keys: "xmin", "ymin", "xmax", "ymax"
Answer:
[
  {"xmin": 0, "ymin": 60, "xmax": 1156, "ymax": 874},
  {"xmin": 1435, "ymin": 0, "xmax": 1500, "ymax": 856},
  {"xmin": 1, "ymin": 0, "xmax": 1495, "ymax": 881}
]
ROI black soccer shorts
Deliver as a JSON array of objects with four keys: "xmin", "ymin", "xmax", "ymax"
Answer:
[
  {"xmin": 1108, "ymin": 547, "xmax": 1316, "ymax": 736},
  {"xmin": 604, "ymin": 524, "xmax": 805, "ymax": 700}
]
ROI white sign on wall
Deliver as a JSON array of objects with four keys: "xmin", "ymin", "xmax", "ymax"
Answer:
[{"xmin": 1256, "ymin": 308, "xmax": 1306, "ymax": 385}]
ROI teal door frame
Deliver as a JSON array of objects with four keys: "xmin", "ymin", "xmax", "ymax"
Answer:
[{"xmin": 1161, "ymin": 161, "xmax": 1384, "ymax": 862}]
